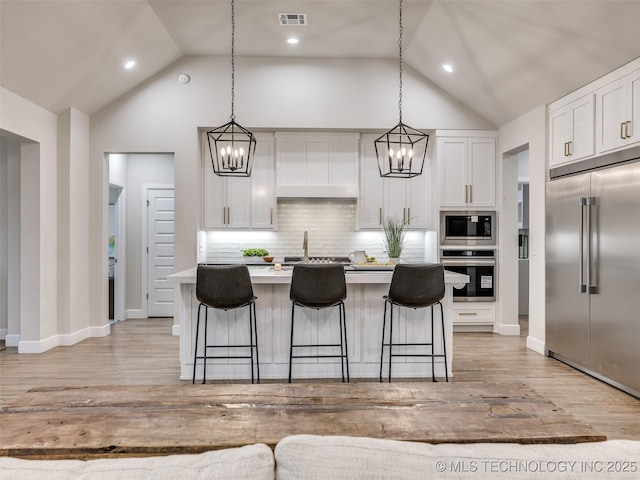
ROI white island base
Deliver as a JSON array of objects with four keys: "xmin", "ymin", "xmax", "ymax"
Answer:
[{"xmin": 168, "ymin": 267, "xmax": 468, "ymax": 382}]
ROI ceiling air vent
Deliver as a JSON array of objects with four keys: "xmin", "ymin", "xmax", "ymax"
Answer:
[{"xmin": 278, "ymin": 13, "xmax": 307, "ymax": 26}]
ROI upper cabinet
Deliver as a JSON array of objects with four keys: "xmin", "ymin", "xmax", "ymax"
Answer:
[
  {"xmin": 595, "ymin": 69, "xmax": 640, "ymax": 154},
  {"xmin": 548, "ymin": 94, "xmax": 595, "ymax": 168},
  {"xmin": 548, "ymin": 59, "xmax": 640, "ymax": 170},
  {"xmin": 358, "ymin": 135, "xmax": 430, "ymax": 230},
  {"xmin": 202, "ymin": 132, "xmax": 276, "ymax": 230},
  {"xmin": 275, "ymin": 133, "xmax": 359, "ymax": 198},
  {"xmin": 438, "ymin": 135, "xmax": 496, "ymax": 208}
]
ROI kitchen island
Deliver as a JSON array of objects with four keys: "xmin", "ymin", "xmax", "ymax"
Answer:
[{"xmin": 168, "ymin": 266, "xmax": 468, "ymax": 381}]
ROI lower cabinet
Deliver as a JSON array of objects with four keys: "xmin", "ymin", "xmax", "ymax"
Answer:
[{"xmin": 451, "ymin": 302, "xmax": 495, "ymax": 331}]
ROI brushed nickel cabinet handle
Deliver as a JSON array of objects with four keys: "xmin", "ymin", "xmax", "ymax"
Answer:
[
  {"xmin": 621, "ymin": 122, "xmax": 626, "ymax": 140},
  {"xmin": 223, "ymin": 206, "xmax": 226, "ymax": 225},
  {"xmin": 626, "ymin": 120, "xmax": 632, "ymax": 138},
  {"xmin": 227, "ymin": 207, "xmax": 231, "ymax": 225},
  {"xmin": 270, "ymin": 207, "xmax": 273, "ymax": 225},
  {"xmin": 407, "ymin": 207, "xmax": 411, "ymax": 225},
  {"xmin": 564, "ymin": 142, "xmax": 568, "ymax": 156},
  {"xmin": 464, "ymin": 185, "xmax": 468, "ymax": 203},
  {"xmin": 469, "ymin": 185, "xmax": 473, "ymax": 204},
  {"xmin": 568, "ymin": 141, "xmax": 572, "ymax": 156},
  {"xmin": 459, "ymin": 312, "xmax": 478, "ymax": 316},
  {"xmin": 379, "ymin": 207, "xmax": 382, "ymax": 225}
]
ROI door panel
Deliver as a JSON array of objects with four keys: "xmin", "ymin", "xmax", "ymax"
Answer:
[
  {"xmin": 545, "ymin": 174, "xmax": 591, "ymax": 365},
  {"xmin": 148, "ymin": 188, "xmax": 175, "ymax": 317},
  {"xmin": 589, "ymin": 162, "xmax": 640, "ymax": 392}
]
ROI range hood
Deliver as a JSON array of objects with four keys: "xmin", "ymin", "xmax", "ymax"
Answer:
[{"xmin": 276, "ymin": 185, "xmax": 359, "ymax": 198}]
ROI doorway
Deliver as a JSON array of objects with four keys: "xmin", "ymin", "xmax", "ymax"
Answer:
[{"xmin": 108, "ymin": 183, "xmax": 124, "ymax": 322}]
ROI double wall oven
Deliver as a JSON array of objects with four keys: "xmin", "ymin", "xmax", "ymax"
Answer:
[{"xmin": 440, "ymin": 211, "xmax": 496, "ymax": 302}]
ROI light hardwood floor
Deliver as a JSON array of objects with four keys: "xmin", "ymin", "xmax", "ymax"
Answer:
[{"xmin": 1, "ymin": 318, "xmax": 638, "ymax": 440}]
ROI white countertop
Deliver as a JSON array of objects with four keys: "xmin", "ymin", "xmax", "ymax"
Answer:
[{"xmin": 168, "ymin": 266, "xmax": 469, "ymax": 285}]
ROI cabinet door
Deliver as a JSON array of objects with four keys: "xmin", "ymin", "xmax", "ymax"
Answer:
[
  {"xmin": 629, "ymin": 69, "xmax": 640, "ymax": 147},
  {"xmin": 225, "ymin": 177, "xmax": 252, "ymax": 228},
  {"xmin": 468, "ymin": 138, "xmax": 495, "ymax": 208},
  {"xmin": 406, "ymin": 167, "xmax": 430, "ymax": 229},
  {"xmin": 384, "ymin": 178, "xmax": 408, "ymax": 224},
  {"xmin": 305, "ymin": 140, "xmax": 330, "ymax": 185},
  {"xmin": 203, "ymin": 164, "xmax": 225, "ymax": 228},
  {"xmin": 549, "ymin": 106, "xmax": 572, "ymax": 168},
  {"xmin": 570, "ymin": 94, "xmax": 595, "ymax": 160},
  {"xmin": 358, "ymin": 141, "xmax": 383, "ymax": 229},
  {"xmin": 438, "ymin": 137, "xmax": 467, "ymax": 207},
  {"xmin": 276, "ymin": 139, "xmax": 305, "ymax": 186},
  {"xmin": 329, "ymin": 139, "xmax": 359, "ymax": 187},
  {"xmin": 252, "ymin": 139, "xmax": 276, "ymax": 229},
  {"xmin": 596, "ymin": 77, "xmax": 628, "ymax": 153}
]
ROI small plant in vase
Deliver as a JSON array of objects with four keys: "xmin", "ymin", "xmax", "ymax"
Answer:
[{"xmin": 382, "ymin": 216, "xmax": 406, "ymax": 264}]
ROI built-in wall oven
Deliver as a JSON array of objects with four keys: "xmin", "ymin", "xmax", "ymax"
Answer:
[
  {"xmin": 440, "ymin": 211, "xmax": 496, "ymax": 246},
  {"xmin": 441, "ymin": 249, "xmax": 496, "ymax": 302}
]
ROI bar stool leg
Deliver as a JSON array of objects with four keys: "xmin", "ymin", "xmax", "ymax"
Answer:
[
  {"xmin": 253, "ymin": 302, "xmax": 260, "ymax": 384},
  {"xmin": 339, "ymin": 304, "xmax": 345, "ymax": 382},
  {"xmin": 379, "ymin": 301, "xmax": 388, "ymax": 382},
  {"xmin": 193, "ymin": 303, "xmax": 203, "ymax": 384},
  {"xmin": 288, "ymin": 303, "xmax": 295, "ymax": 383},
  {"xmin": 388, "ymin": 304, "xmax": 394, "ymax": 383},
  {"xmin": 440, "ymin": 302, "xmax": 448, "ymax": 382},
  {"xmin": 202, "ymin": 306, "xmax": 209, "ymax": 384},
  {"xmin": 431, "ymin": 306, "xmax": 436, "ymax": 382},
  {"xmin": 248, "ymin": 305, "xmax": 255, "ymax": 385},
  {"xmin": 342, "ymin": 303, "xmax": 350, "ymax": 383}
]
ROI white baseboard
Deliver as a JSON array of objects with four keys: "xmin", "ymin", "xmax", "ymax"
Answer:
[
  {"xmin": 172, "ymin": 324, "xmax": 180, "ymax": 336},
  {"xmin": 0, "ymin": 328, "xmax": 7, "ymax": 340},
  {"xmin": 126, "ymin": 309, "xmax": 146, "ymax": 319},
  {"xmin": 90, "ymin": 323, "xmax": 111, "ymax": 337},
  {"xmin": 527, "ymin": 335, "xmax": 546, "ymax": 355},
  {"xmin": 57, "ymin": 327, "xmax": 91, "ymax": 346},
  {"xmin": 18, "ymin": 334, "xmax": 58, "ymax": 353},
  {"xmin": 5, "ymin": 334, "xmax": 20, "ymax": 347},
  {"xmin": 495, "ymin": 323, "xmax": 521, "ymax": 336}
]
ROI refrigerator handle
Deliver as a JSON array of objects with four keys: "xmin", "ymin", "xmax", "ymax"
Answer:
[
  {"xmin": 586, "ymin": 196, "xmax": 598, "ymax": 294},
  {"xmin": 579, "ymin": 197, "xmax": 587, "ymax": 293}
]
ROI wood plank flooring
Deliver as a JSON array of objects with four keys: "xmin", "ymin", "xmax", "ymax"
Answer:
[{"xmin": 1, "ymin": 318, "xmax": 638, "ymax": 442}]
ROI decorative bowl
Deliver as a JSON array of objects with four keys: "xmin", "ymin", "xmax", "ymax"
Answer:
[{"xmin": 263, "ymin": 256, "xmax": 274, "ymax": 263}]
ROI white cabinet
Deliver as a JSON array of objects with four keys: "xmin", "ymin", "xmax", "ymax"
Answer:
[
  {"xmin": 203, "ymin": 133, "xmax": 275, "ymax": 230},
  {"xmin": 251, "ymin": 136, "xmax": 276, "ymax": 229},
  {"xmin": 451, "ymin": 302, "xmax": 495, "ymax": 330},
  {"xmin": 358, "ymin": 136, "xmax": 430, "ymax": 229},
  {"xmin": 548, "ymin": 94, "xmax": 595, "ymax": 168},
  {"xmin": 438, "ymin": 136, "xmax": 496, "ymax": 208},
  {"xmin": 203, "ymin": 167, "xmax": 252, "ymax": 229},
  {"xmin": 595, "ymin": 69, "xmax": 640, "ymax": 154},
  {"xmin": 275, "ymin": 133, "xmax": 359, "ymax": 197}
]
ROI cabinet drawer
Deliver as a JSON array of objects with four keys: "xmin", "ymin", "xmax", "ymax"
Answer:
[{"xmin": 452, "ymin": 304, "xmax": 495, "ymax": 325}]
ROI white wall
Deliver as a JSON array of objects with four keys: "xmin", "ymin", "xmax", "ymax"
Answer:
[
  {"xmin": 498, "ymin": 106, "xmax": 547, "ymax": 354},
  {"xmin": 1, "ymin": 87, "xmax": 59, "ymax": 352},
  {"xmin": 89, "ymin": 55, "xmax": 495, "ymax": 327},
  {"xmin": 124, "ymin": 153, "xmax": 174, "ymax": 316}
]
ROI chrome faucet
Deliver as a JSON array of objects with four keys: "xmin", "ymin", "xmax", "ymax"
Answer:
[{"xmin": 303, "ymin": 230, "xmax": 309, "ymax": 263}]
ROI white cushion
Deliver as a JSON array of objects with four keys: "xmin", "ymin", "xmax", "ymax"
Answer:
[
  {"xmin": 275, "ymin": 435, "xmax": 640, "ymax": 480},
  {"xmin": 0, "ymin": 443, "xmax": 274, "ymax": 480}
]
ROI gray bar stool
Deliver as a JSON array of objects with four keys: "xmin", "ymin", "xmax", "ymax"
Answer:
[
  {"xmin": 288, "ymin": 264, "xmax": 349, "ymax": 383},
  {"xmin": 193, "ymin": 265, "xmax": 259, "ymax": 384},
  {"xmin": 379, "ymin": 263, "xmax": 448, "ymax": 382}
]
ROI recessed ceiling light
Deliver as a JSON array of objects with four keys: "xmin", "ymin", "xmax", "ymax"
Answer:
[
  {"xmin": 442, "ymin": 64, "xmax": 454, "ymax": 73},
  {"xmin": 286, "ymin": 37, "xmax": 299, "ymax": 45},
  {"xmin": 124, "ymin": 60, "xmax": 136, "ymax": 70}
]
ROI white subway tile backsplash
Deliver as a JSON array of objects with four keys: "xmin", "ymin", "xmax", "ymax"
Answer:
[{"xmin": 205, "ymin": 198, "xmax": 427, "ymax": 263}]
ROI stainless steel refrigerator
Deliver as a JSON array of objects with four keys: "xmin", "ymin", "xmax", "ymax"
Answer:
[{"xmin": 546, "ymin": 146, "xmax": 640, "ymax": 399}]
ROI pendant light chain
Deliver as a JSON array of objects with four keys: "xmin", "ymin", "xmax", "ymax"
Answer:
[
  {"xmin": 398, "ymin": 0, "xmax": 403, "ymax": 124},
  {"xmin": 230, "ymin": 0, "xmax": 236, "ymax": 120}
]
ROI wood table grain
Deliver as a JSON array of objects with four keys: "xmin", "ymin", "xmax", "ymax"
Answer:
[{"xmin": 0, "ymin": 382, "xmax": 607, "ymax": 459}]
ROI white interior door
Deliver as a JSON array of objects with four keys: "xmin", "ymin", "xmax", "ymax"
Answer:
[{"xmin": 147, "ymin": 188, "xmax": 174, "ymax": 317}]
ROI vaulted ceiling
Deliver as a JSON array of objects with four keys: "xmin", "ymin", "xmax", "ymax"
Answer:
[{"xmin": 2, "ymin": 1, "xmax": 639, "ymax": 127}]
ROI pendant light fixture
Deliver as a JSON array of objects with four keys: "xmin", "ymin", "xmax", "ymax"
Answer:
[
  {"xmin": 207, "ymin": 0, "xmax": 256, "ymax": 177},
  {"xmin": 374, "ymin": 0, "xmax": 428, "ymax": 178}
]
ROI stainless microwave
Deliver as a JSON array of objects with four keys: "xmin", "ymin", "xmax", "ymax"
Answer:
[{"xmin": 440, "ymin": 211, "xmax": 497, "ymax": 246}]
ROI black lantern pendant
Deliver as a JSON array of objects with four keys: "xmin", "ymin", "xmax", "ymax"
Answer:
[
  {"xmin": 207, "ymin": 0, "xmax": 256, "ymax": 177},
  {"xmin": 375, "ymin": 0, "xmax": 428, "ymax": 178}
]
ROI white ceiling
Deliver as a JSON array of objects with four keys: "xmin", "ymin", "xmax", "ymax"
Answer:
[{"xmin": 2, "ymin": 0, "xmax": 640, "ymax": 127}]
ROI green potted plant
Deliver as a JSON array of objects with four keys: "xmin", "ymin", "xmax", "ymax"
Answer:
[
  {"xmin": 242, "ymin": 248, "xmax": 272, "ymax": 262},
  {"xmin": 382, "ymin": 216, "xmax": 406, "ymax": 264}
]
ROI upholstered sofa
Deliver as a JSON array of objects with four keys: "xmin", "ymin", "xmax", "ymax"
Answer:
[{"xmin": 1, "ymin": 435, "xmax": 639, "ymax": 479}]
